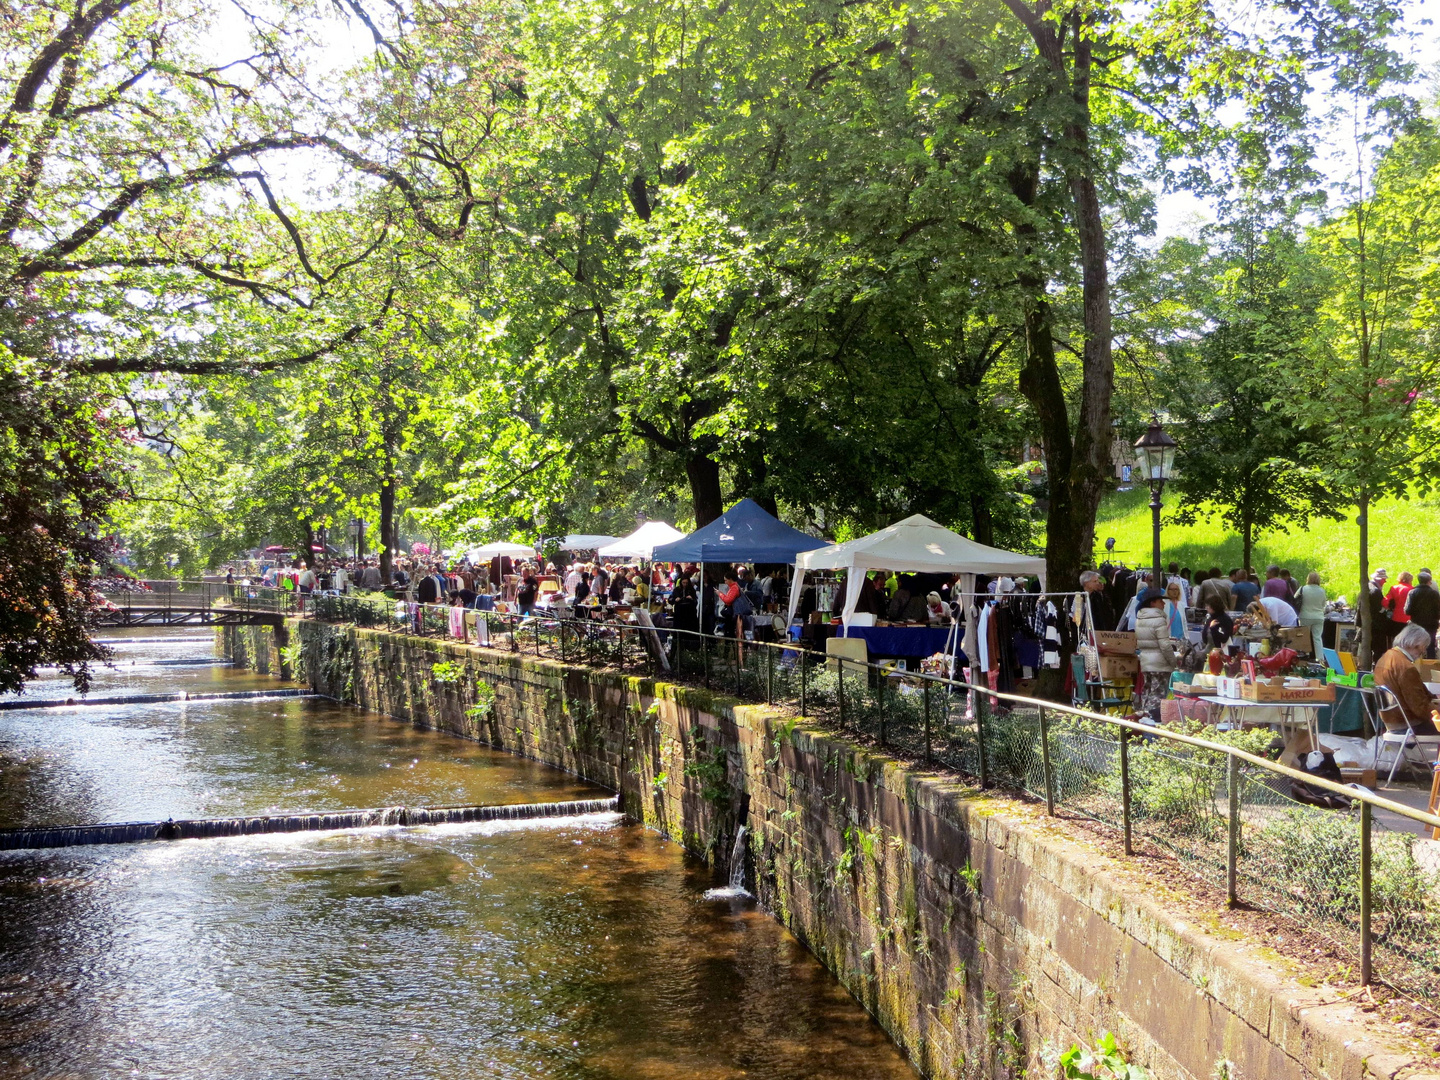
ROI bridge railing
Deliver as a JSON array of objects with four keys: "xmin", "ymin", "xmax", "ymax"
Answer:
[
  {"xmin": 99, "ymin": 580, "xmax": 298, "ymax": 619},
  {"xmin": 305, "ymin": 592, "xmax": 1440, "ymax": 1006}
]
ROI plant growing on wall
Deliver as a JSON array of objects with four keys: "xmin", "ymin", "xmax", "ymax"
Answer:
[
  {"xmin": 683, "ymin": 726, "xmax": 730, "ymax": 811},
  {"xmin": 466, "ymin": 679, "xmax": 497, "ymax": 722},
  {"xmin": 431, "ymin": 661, "xmax": 464, "ymax": 685},
  {"xmin": 279, "ymin": 639, "xmax": 305, "ymax": 682},
  {"xmin": 1049, "ymin": 1032, "xmax": 1149, "ymax": 1080}
]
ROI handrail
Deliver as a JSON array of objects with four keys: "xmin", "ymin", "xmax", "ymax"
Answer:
[
  {"xmin": 301, "ymin": 594, "xmax": 1440, "ymax": 831},
  {"xmin": 284, "ymin": 591, "xmax": 1440, "ymax": 994}
]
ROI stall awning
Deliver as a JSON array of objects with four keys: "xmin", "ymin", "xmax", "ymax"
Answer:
[
  {"xmin": 651, "ymin": 499, "xmax": 828, "ymax": 564},
  {"xmin": 797, "ymin": 514, "xmax": 1045, "ymax": 576},
  {"xmin": 596, "ymin": 522, "xmax": 685, "ymax": 560},
  {"xmin": 558, "ymin": 534, "xmax": 621, "ymax": 551}
]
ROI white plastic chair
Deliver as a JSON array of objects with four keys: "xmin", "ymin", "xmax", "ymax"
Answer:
[{"xmin": 1371, "ymin": 684, "xmax": 1440, "ymax": 783}]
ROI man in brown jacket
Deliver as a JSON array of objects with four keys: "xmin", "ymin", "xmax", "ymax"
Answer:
[{"xmin": 1373, "ymin": 623, "xmax": 1440, "ymax": 734}]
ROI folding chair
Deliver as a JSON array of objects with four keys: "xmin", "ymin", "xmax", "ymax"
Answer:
[{"xmin": 1371, "ymin": 684, "xmax": 1440, "ymax": 783}]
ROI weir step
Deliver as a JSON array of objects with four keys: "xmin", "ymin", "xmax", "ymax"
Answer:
[
  {"xmin": 0, "ymin": 688, "xmax": 313, "ymax": 712},
  {"xmin": 0, "ymin": 796, "xmax": 622, "ymax": 851}
]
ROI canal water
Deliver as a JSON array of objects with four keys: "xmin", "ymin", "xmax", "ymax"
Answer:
[{"xmin": 0, "ymin": 631, "xmax": 916, "ymax": 1079}]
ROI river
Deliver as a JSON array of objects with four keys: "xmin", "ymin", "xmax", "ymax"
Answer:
[{"xmin": 0, "ymin": 630, "xmax": 915, "ymax": 1079}]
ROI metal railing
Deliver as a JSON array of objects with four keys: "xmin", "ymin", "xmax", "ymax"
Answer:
[
  {"xmin": 100, "ymin": 580, "xmax": 299, "ymax": 619},
  {"xmin": 301, "ymin": 593, "xmax": 1440, "ymax": 1005}
]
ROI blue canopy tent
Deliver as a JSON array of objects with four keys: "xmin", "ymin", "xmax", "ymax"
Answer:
[{"xmin": 651, "ymin": 499, "xmax": 828, "ymax": 565}]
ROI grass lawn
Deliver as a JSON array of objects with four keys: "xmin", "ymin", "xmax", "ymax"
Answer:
[{"xmin": 1091, "ymin": 486, "xmax": 1440, "ymax": 600}]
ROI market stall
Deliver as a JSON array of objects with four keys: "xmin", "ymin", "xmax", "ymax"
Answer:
[
  {"xmin": 596, "ymin": 522, "xmax": 685, "ymax": 561},
  {"xmin": 650, "ymin": 500, "xmax": 828, "ymax": 565},
  {"xmin": 790, "ymin": 514, "xmax": 1046, "ymax": 626},
  {"xmin": 789, "ymin": 514, "xmax": 1046, "ymax": 665}
]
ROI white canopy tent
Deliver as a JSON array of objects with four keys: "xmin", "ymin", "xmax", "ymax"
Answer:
[
  {"xmin": 469, "ymin": 540, "xmax": 536, "ymax": 560},
  {"xmin": 557, "ymin": 533, "xmax": 621, "ymax": 551},
  {"xmin": 788, "ymin": 514, "xmax": 1047, "ymax": 627},
  {"xmin": 596, "ymin": 521, "xmax": 685, "ymax": 561}
]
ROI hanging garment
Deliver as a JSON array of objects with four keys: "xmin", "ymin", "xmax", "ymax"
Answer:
[
  {"xmin": 976, "ymin": 605, "xmax": 992, "ymax": 673},
  {"xmin": 448, "ymin": 606, "xmax": 466, "ymax": 640},
  {"xmin": 1034, "ymin": 600, "xmax": 1061, "ymax": 669}
]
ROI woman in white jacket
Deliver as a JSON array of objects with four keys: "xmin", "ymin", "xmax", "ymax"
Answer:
[{"xmin": 1134, "ymin": 588, "xmax": 1176, "ymax": 721}]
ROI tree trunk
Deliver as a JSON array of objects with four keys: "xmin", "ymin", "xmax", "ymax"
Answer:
[
  {"xmin": 1018, "ymin": 298, "xmax": 1084, "ymax": 592},
  {"xmin": 970, "ymin": 492, "xmax": 995, "ymax": 547},
  {"xmin": 1005, "ymin": 5, "xmax": 1115, "ymax": 590},
  {"xmin": 1242, "ymin": 517, "xmax": 1253, "ymax": 580},
  {"xmin": 1358, "ymin": 490, "xmax": 1371, "ymax": 668},
  {"xmin": 687, "ymin": 453, "xmax": 724, "ymax": 526},
  {"xmin": 378, "ymin": 472, "xmax": 396, "ymax": 586},
  {"xmin": 301, "ymin": 523, "xmax": 318, "ymax": 570}
]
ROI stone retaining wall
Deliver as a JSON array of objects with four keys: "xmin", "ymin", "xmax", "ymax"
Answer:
[{"xmin": 221, "ymin": 619, "xmax": 1419, "ymax": 1080}]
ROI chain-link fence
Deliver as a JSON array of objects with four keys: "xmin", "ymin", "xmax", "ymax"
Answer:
[{"xmin": 295, "ymin": 595, "xmax": 1440, "ymax": 1004}]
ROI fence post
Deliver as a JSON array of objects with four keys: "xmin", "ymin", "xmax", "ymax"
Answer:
[
  {"xmin": 878, "ymin": 669, "xmax": 886, "ymax": 748},
  {"xmin": 923, "ymin": 680, "xmax": 932, "ymax": 764},
  {"xmin": 838, "ymin": 662, "xmax": 846, "ymax": 728},
  {"xmin": 560, "ymin": 618, "xmax": 568, "ymax": 665},
  {"xmin": 1119, "ymin": 726, "xmax": 1133, "ymax": 856},
  {"xmin": 975, "ymin": 680, "xmax": 989, "ymax": 788},
  {"xmin": 1227, "ymin": 754, "xmax": 1240, "ymax": 908},
  {"xmin": 1039, "ymin": 706, "xmax": 1055, "ymax": 815},
  {"xmin": 1360, "ymin": 800, "xmax": 1373, "ymax": 986},
  {"xmin": 702, "ymin": 631, "xmax": 710, "ymax": 689},
  {"xmin": 766, "ymin": 646, "xmax": 773, "ymax": 706},
  {"xmin": 735, "ymin": 639, "xmax": 742, "ymax": 698},
  {"xmin": 800, "ymin": 649, "xmax": 807, "ymax": 716}
]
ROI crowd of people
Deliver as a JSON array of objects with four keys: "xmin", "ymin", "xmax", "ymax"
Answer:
[{"xmin": 1076, "ymin": 559, "xmax": 1440, "ymax": 744}]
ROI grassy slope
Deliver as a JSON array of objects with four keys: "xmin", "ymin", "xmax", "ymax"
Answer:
[{"xmin": 1090, "ymin": 486, "xmax": 1440, "ymax": 600}]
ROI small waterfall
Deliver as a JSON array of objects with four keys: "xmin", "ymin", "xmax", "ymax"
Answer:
[
  {"xmin": 0, "ymin": 688, "xmax": 314, "ymax": 712},
  {"xmin": 703, "ymin": 824, "xmax": 752, "ymax": 901},
  {"xmin": 0, "ymin": 795, "xmax": 620, "ymax": 851}
]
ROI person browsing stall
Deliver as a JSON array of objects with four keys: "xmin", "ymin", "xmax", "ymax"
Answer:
[
  {"xmin": 1405, "ymin": 571, "xmax": 1440, "ymax": 658},
  {"xmin": 1256, "ymin": 594, "xmax": 1299, "ymax": 628},
  {"xmin": 1202, "ymin": 596, "xmax": 1234, "ymax": 649},
  {"xmin": 1135, "ymin": 588, "xmax": 1177, "ymax": 721}
]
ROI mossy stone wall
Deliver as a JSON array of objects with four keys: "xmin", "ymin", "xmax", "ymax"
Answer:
[{"xmin": 219, "ymin": 619, "xmax": 1401, "ymax": 1080}]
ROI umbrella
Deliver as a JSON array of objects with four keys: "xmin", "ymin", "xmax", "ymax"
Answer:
[
  {"xmin": 471, "ymin": 541, "xmax": 536, "ymax": 559},
  {"xmin": 264, "ymin": 545, "xmax": 291, "ymax": 553}
]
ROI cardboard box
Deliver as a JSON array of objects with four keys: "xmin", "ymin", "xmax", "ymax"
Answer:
[
  {"xmin": 1414, "ymin": 659, "xmax": 1440, "ymax": 681},
  {"xmin": 1240, "ymin": 677, "xmax": 1335, "ymax": 704},
  {"xmin": 1279, "ymin": 626, "xmax": 1314, "ymax": 654},
  {"xmin": 1092, "ymin": 630, "xmax": 1137, "ymax": 656},
  {"xmin": 1216, "ymin": 676, "xmax": 1246, "ymax": 700},
  {"xmin": 1097, "ymin": 654, "xmax": 1139, "ymax": 680}
]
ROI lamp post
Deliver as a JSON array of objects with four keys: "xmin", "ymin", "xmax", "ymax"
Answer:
[{"xmin": 1134, "ymin": 418, "xmax": 1176, "ymax": 587}]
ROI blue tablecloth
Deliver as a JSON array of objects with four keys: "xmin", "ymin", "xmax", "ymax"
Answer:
[{"xmin": 842, "ymin": 625, "xmax": 961, "ymax": 660}]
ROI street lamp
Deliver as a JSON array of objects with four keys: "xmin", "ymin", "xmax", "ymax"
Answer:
[{"xmin": 1134, "ymin": 417, "xmax": 1176, "ymax": 587}]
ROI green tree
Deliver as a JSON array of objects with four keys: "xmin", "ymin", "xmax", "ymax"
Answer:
[
  {"xmin": 0, "ymin": 355, "xmax": 123, "ymax": 693},
  {"xmin": 1164, "ymin": 225, "xmax": 1344, "ymax": 572},
  {"xmin": 1290, "ymin": 124, "xmax": 1440, "ymax": 663}
]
